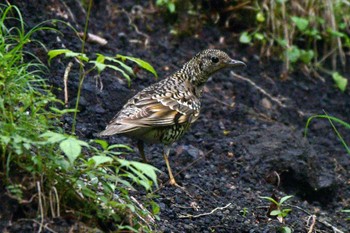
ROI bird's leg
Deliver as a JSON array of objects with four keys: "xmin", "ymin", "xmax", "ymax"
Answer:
[
  {"xmin": 137, "ymin": 140, "xmax": 148, "ymax": 163},
  {"xmin": 163, "ymin": 145, "xmax": 178, "ymax": 186}
]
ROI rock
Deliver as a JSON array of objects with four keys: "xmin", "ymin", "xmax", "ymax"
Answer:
[{"xmin": 231, "ymin": 123, "xmax": 337, "ymax": 203}]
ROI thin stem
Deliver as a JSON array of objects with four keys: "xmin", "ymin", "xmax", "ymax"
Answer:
[{"xmin": 71, "ymin": 0, "xmax": 93, "ymax": 134}]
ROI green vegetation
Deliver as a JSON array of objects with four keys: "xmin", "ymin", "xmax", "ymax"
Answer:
[
  {"xmin": 0, "ymin": 3, "xmax": 159, "ymax": 231},
  {"xmin": 305, "ymin": 114, "xmax": 350, "ymax": 155},
  {"xmin": 305, "ymin": 114, "xmax": 350, "ymax": 222},
  {"xmin": 156, "ymin": 0, "xmax": 176, "ymax": 13},
  {"xmin": 260, "ymin": 195, "xmax": 293, "ymax": 232},
  {"xmin": 155, "ymin": 0, "xmax": 349, "ymax": 90},
  {"xmin": 240, "ymin": 207, "xmax": 248, "ymax": 217},
  {"xmin": 238, "ymin": 0, "xmax": 349, "ymax": 88},
  {"xmin": 48, "ymin": 49, "xmax": 157, "ymax": 134},
  {"xmin": 341, "ymin": 209, "xmax": 350, "ymax": 221},
  {"xmin": 260, "ymin": 195, "xmax": 293, "ymax": 220}
]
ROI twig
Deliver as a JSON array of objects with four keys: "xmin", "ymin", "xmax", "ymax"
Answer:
[
  {"xmin": 287, "ymin": 204, "xmax": 345, "ymax": 233},
  {"xmin": 130, "ymin": 196, "xmax": 155, "ymax": 225},
  {"xmin": 17, "ymin": 219, "xmax": 58, "ymax": 233},
  {"xmin": 178, "ymin": 203, "xmax": 232, "ymax": 219},
  {"xmin": 77, "ymin": 32, "xmax": 108, "ymax": 46},
  {"xmin": 307, "ymin": 215, "xmax": 316, "ymax": 233},
  {"xmin": 37, "ymin": 182, "xmax": 44, "ymax": 233},
  {"xmin": 59, "ymin": 0, "xmax": 77, "ymax": 24},
  {"xmin": 119, "ymin": 8, "xmax": 150, "ymax": 47},
  {"xmin": 49, "ymin": 187, "xmax": 60, "ymax": 218},
  {"xmin": 231, "ymin": 71, "xmax": 287, "ymax": 108},
  {"xmin": 63, "ymin": 62, "xmax": 73, "ymax": 107},
  {"xmin": 318, "ymin": 219, "xmax": 345, "ymax": 233},
  {"xmin": 33, "ymin": 220, "xmax": 57, "ymax": 233}
]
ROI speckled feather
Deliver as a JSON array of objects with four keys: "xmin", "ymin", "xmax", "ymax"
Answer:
[{"xmin": 99, "ymin": 49, "xmax": 245, "ymax": 145}]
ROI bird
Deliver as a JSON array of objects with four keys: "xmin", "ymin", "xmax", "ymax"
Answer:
[{"xmin": 99, "ymin": 49, "xmax": 246, "ymax": 186}]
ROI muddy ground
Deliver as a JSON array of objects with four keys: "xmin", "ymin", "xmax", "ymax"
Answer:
[{"xmin": 5, "ymin": 0, "xmax": 350, "ymax": 232}]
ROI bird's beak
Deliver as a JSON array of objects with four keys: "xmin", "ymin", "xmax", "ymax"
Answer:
[{"xmin": 227, "ymin": 59, "xmax": 246, "ymax": 68}]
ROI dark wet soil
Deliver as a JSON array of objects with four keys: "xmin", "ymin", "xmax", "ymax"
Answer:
[{"xmin": 3, "ymin": 0, "xmax": 350, "ymax": 232}]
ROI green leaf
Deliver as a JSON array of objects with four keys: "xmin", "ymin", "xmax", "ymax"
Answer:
[
  {"xmin": 129, "ymin": 161, "xmax": 159, "ymax": 187},
  {"xmin": 260, "ymin": 196, "xmax": 279, "ymax": 206},
  {"xmin": 49, "ymin": 107, "xmax": 77, "ymax": 114},
  {"xmin": 279, "ymin": 195, "xmax": 293, "ymax": 205},
  {"xmin": 0, "ymin": 135, "xmax": 11, "ymax": 145},
  {"xmin": 280, "ymin": 226, "xmax": 292, "ymax": 233},
  {"xmin": 92, "ymin": 139, "xmax": 109, "ymax": 150},
  {"xmin": 48, "ymin": 49, "xmax": 89, "ymax": 63},
  {"xmin": 276, "ymin": 38, "xmax": 288, "ymax": 47},
  {"xmin": 168, "ymin": 2, "xmax": 175, "ymax": 13},
  {"xmin": 108, "ymin": 144, "xmax": 133, "ymax": 152},
  {"xmin": 104, "ymin": 56, "xmax": 134, "ymax": 75},
  {"xmin": 291, "ymin": 16, "xmax": 309, "ymax": 31},
  {"xmin": 90, "ymin": 54, "xmax": 106, "ymax": 73},
  {"xmin": 48, "ymin": 49, "xmax": 71, "ymax": 63},
  {"xmin": 299, "ymin": 50, "xmax": 314, "ymax": 64},
  {"xmin": 332, "ymin": 72, "xmax": 348, "ymax": 92},
  {"xmin": 55, "ymin": 157, "xmax": 70, "ymax": 171},
  {"xmin": 270, "ymin": 210, "xmax": 282, "ymax": 216},
  {"xmin": 116, "ymin": 54, "xmax": 158, "ymax": 78},
  {"xmin": 239, "ymin": 32, "xmax": 252, "ymax": 44},
  {"xmin": 281, "ymin": 208, "xmax": 292, "ymax": 217},
  {"xmin": 89, "ymin": 155, "xmax": 113, "ymax": 167},
  {"xmin": 327, "ymin": 28, "xmax": 345, "ymax": 38},
  {"xmin": 151, "ymin": 201, "xmax": 160, "ymax": 215},
  {"xmin": 105, "ymin": 64, "xmax": 131, "ymax": 86},
  {"xmin": 256, "ymin": 12, "xmax": 265, "ymax": 23},
  {"xmin": 81, "ymin": 186, "xmax": 97, "ymax": 199},
  {"xmin": 40, "ymin": 131, "xmax": 66, "ymax": 143},
  {"xmin": 59, "ymin": 138, "xmax": 82, "ymax": 165},
  {"xmin": 254, "ymin": 32, "xmax": 265, "ymax": 41},
  {"xmin": 287, "ymin": 46, "xmax": 300, "ymax": 63}
]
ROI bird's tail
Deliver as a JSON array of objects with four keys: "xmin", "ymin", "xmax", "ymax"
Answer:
[{"xmin": 98, "ymin": 124, "xmax": 141, "ymax": 137}]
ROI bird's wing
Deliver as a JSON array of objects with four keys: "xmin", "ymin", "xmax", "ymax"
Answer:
[{"xmin": 101, "ymin": 83, "xmax": 200, "ymax": 135}]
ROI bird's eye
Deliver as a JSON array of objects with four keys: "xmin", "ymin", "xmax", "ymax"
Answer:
[{"xmin": 211, "ymin": 56, "xmax": 219, "ymax": 63}]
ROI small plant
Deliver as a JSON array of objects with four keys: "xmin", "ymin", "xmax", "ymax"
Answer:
[
  {"xmin": 238, "ymin": 0, "xmax": 349, "ymax": 85},
  {"xmin": 0, "ymin": 3, "xmax": 160, "ymax": 231},
  {"xmin": 48, "ymin": 49, "xmax": 158, "ymax": 134},
  {"xmin": 278, "ymin": 226, "xmax": 292, "ymax": 233},
  {"xmin": 341, "ymin": 209, "xmax": 350, "ymax": 221},
  {"xmin": 304, "ymin": 113, "xmax": 350, "ymax": 155},
  {"xmin": 240, "ymin": 207, "xmax": 248, "ymax": 217},
  {"xmin": 156, "ymin": 0, "xmax": 177, "ymax": 13},
  {"xmin": 260, "ymin": 195, "xmax": 293, "ymax": 223}
]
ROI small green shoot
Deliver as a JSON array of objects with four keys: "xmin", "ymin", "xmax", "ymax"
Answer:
[
  {"xmin": 278, "ymin": 226, "xmax": 292, "ymax": 233},
  {"xmin": 332, "ymin": 72, "xmax": 348, "ymax": 92},
  {"xmin": 260, "ymin": 195, "xmax": 293, "ymax": 223},
  {"xmin": 304, "ymin": 113, "xmax": 350, "ymax": 155},
  {"xmin": 240, "ymin": 207, "xmax": 248, "ymax": 217},
  {"xmin": 341, "ymin": 209, "xmax": 350, "ymax": 221},
  {"xmin": 156, "ymin": 0, "xmax": 176, "ymax": 13}
]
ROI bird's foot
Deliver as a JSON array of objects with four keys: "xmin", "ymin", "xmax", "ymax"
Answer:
[{"xmin": 169, "ymin": 177, "xmax": 179, "ymax": 186}]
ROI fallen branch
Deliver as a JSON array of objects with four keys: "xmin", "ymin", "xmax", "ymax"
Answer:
[
  {"xmin": 307, "ymin": 215, "xmax": 316, "ymax": 233},
  {"xmin": 288, "ymin": 204, "xmax": 345, "ymax": 233},
  {"xmin": 178, "ymin": 203, "xmax": 232, "ymax": 219},
  {"xmin": 230, "ymin": 71, "xmax": 287, "ymax": 108},
  {"xmin": 63, "ymin": 61, "xmax": 73, "ymax": 107},
  {"xmin": 77, "ymin": 32, "xmax": 108, "ymax": 46}
]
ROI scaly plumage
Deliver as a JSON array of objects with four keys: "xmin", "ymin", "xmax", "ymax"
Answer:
[{"xmin": 99, "ymin": 49, "xmax": 246, "ymax": 185}]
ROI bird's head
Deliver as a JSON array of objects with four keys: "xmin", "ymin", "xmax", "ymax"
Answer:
[{"xmin": 182, "ymin": 49, "xmax": 246, "ymax": 86}]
